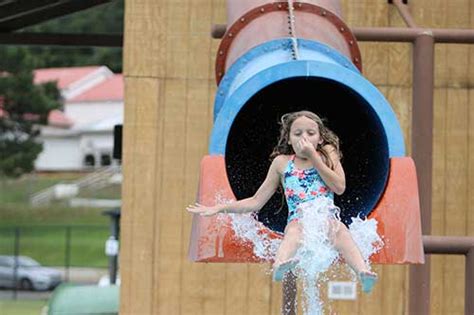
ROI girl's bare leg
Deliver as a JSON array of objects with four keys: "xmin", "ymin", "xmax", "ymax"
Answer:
[
  {"xmin": 330, "ymin": 221, "xmax": 377, "ymax": 293},
  {"xmin": 330, "ymin": 221, "xmax": 372, "ymax": 274},
  {"xmin": 272, "ymin": 221, "xmax": 302, "ymax": 281},
  {"xmin": 274, "ymin": 220, "xmax": 303, "ymax": 265}
]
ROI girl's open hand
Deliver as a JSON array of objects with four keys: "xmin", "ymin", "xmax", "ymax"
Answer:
[{"xmin": 186, "ymin": 203, "xmax": 222, "ymax": 216}]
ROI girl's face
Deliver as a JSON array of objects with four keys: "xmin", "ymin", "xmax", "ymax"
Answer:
[{"xmin": 288, "ymin": 116, "xmax": 322, "ymax": 152}]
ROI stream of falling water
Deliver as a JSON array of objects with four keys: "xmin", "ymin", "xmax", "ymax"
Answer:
[{"xmin": 221, "ymin": 195, "xmax": 383, "ymax": 315}]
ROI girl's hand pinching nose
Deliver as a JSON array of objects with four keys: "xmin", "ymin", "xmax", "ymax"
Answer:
[{"xmin": 296, "ymin": 138, "xmax": 316, "ymax": 158}]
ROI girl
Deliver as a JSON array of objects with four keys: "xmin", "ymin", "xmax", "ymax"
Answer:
[{"xmin": 187, "ymin": 110, "xmax": 377, "ymax": 293}]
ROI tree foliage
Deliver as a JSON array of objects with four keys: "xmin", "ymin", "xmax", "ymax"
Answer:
[
  {"xmin": 0, "ymin": 49, "xmax": 62, "ymax": 178},
  {"xmin": 0, "ymin": 0, "xmax": 123, "ymax": 177}
]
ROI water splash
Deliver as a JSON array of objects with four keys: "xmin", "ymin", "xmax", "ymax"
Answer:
[
  {"xmin": 214, "ymin": 192, "xmax": 281, "ymax": 260},
  {"xmin": 229, "ymin": 213, "xmax": 282, "ymax": 260},
  {"xmin": 294, "ymin": 198, "xmax": 383, "ymax": 314},
  {"xmin": 218, "ymin": 194, "xmax": 383, "ymax": 315}
]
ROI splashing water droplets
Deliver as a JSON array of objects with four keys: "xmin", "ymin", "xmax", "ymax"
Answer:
[{"xmin": 215, "ymin": 195, "xmax": 382, "ymax": 315}]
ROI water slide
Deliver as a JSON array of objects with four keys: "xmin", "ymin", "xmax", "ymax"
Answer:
[{"xmin": 188, "ymin": 0, "xmax": 424, "ymax": 265}]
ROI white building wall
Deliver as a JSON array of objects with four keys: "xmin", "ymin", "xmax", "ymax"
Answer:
[
  {"xmin": 64, "ymin": 101, "xmax": 123, "ymax": 126},
  {"xmin": 35, "ymin": 137, "xmax": 83, "ymax": 171},
  {"xmin": 80, "ymin": 132, "xmax": 115, "ymax": 159}
]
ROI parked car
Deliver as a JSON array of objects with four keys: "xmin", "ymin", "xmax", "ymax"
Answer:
[{"xmin": 0, "ymin": 255, "xmax": 62, "ymax": 290}]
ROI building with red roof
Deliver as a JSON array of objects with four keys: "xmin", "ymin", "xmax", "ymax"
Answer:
[{"xmin": 34, "ymin": 66, "xmax": 123, "ymax": 171}]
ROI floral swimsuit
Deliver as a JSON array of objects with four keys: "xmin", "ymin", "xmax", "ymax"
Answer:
[{"xmin": 283, "ymin": 155, "xmax": 334, "ymax": 223}]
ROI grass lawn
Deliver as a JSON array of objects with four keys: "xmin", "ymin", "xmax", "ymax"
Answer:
[
  {"xmin": 0, "ymin": 300, "xmax": 47, "ymax": 315},
  {"xmin": 0, "ymin": 225, "xmax": 109, "ymax": 267},
  {"xmin": 0, "ymin": 173, "xmax": 120, "ymax": 268}
]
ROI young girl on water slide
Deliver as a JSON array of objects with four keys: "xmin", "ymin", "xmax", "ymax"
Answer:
[{"xmin": 187, "ymin": 110, "xmax": 377, "ymax": 293}]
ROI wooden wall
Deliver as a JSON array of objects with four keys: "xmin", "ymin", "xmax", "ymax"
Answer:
[{"xmin": 120, "ymin": 0, "xmax": 474, "ymax": 314}]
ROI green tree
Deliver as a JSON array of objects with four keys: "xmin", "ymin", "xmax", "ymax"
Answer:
[{"xmin": 0, "ymin": 47, "xmax": 62, "ymax": 178}]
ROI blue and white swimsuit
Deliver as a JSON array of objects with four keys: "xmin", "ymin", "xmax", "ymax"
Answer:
[{"xmin": 283, "ymin": 155, "xmax": 334, "ymax": 223}]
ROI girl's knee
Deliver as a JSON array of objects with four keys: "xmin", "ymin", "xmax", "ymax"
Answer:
[
  {"xmin": 285, "ymin": 222, "xmax": 303, "ymax": 238},
  {"xmin": 329, "ymin": 220, "xmax": 348, "ymax": 242}
]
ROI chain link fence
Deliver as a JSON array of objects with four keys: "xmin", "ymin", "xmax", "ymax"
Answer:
[{"xmin": 0, "ymin": 225, "xmax": 110, "ymax": 300}]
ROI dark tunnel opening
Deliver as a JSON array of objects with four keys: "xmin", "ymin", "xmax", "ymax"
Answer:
[{"xmin": 225, "ymin": 77, "xmax": 390, "ymax": 233}]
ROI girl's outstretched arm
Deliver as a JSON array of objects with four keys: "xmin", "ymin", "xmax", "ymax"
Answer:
[{"xmin": 187, "ymin": 155, "xmax": 285, "ymax": 216}]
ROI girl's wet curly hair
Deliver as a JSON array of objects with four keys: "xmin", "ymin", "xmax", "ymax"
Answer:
[{"xmin": 270, "ymin": 110, "xmax": 341, "ymax": 169}]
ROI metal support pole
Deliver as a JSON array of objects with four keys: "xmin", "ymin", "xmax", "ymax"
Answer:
[
  {"xmin": 212, "ymin": 24, "xmax": 474, "ymax": 44},
  {"xmin": 391, "ymin": 0, "xmax": 417, "ymax": 28},
  {"xmin": 13, "ymin": 227, "xmax": 20, "ymax": 300},
  {"xmin": 103, "ymin": 208, "xmax": 120, "ymax": 285},
  {"xmin": 409, "ymin": 33, "xmax": 434, "ymax": 315},
  {"xmin": 413, "ymin": 33, "xmax": 434, "ymax": 243},
  {"xmin": 64, "ymin": 226, "xmax": 71, "ymax": 282},
  {"xmin": 282, "ymin": 272, "xmax": 297, "ymax": 315},
  {"xmin": 109, "ymin": 214, "xmax": 119, "ymax": 285},
  {"xmin": 423, "ymin": 236, "xmax": 474, "ymax": 315},
  {"xmin": 353, "ymin": 27, "xmax": 474, "ymax": 43}
]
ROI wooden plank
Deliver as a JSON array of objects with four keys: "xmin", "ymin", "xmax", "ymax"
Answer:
[
  {"xmin": 188, "ymin": 0, "xmax": 212, "ymax": 80},
  {"xmin": 430, "ymin": 88, "xmax": 447, "ymax": 315},
  {"xmin": 126, "ymin": 78, "xmax": 163, "ymax": 315},
  {"xmin": 443, "ymin": 88, "xmax": 469, "ymax": 315},
  {"xmin": 412, "ymin": 0, "xmax": 447, "ymax": 27},
  {"xmin": 164, "ymin": 0, "xmax": 191, "ymax": 79},
  {"xmin": 387, "ymin": 5, "xmax": 411, "ymax": 88},
  {"xmin": 434, "ymin": 45, "xmax": 449, "ymax": 88},
  {"xmin": 387, "ymin": 42, "xmax": 411, "ymax": 88},
  {"xmin": 383, "ymin": 87, "xmax": 412, "ymax": 154},
  {"xmin": 123, "ymin": 0, "xmax": 165, "ymax": 78},
  {"xmin": 225, "ymin": 263, "xmax": 250, "ymax": 314},
  {"xmin": 382, "ymin": 265, "xmax": 407, "ymax": 315},
  {"xmin": 469, "ymin": 90, "xmax": 474, "ymax": 237},
  {"xmin": 469, "ymin": 1, "xmax": 474, "ymax": 238},
  {"xmin": 270, "ymin": 280, "xmax": 283, "ymax": 315},
  {"xmin": 119, "ymin": 78, "xmax": 137, "ymax": 315},
  {"xmin": 357, "ymin": 1, "xmax": 389, "ymax": 86},
  {"xmin": 154, "ymin": 78, "xmax": 188, "ymax": 314},
  {"xmin": 152, "ymin": 2, "xmax": 191, "ymax": 312},
  {"xmin": 446, "ymin": 1, "xmax": 470, "ymax": 88},
  {"xmin": 247, "ymin": 264, "xmax": 272, "ymax": 315},
  {"xmin": 446, "ymin": 43, "xmax": 470, "ymax": 88},
  {"xmin": 203, "ymin": 263, "xmax": 227, "ymax": 314},
  {"xmin": 189, "ymin": 35, "xmax": 213, "ymax": 80},
  {"xmin": 180, "ymin": 79, "xmax": 211, "ymax": 315},
  {"xmin": 165, "ymin": 34, "xmax": 191, "ymax": 79},
  {"xmin": 211, "ymin": 0, "xmax": 226, "ymax": 25},
  {"xmin": 341, "ymin": 1, "xmax": 371, "ymax": 27},
  {"xmin": 359, "ymin": 42, "xmax": 389, "ymax": 86}
]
